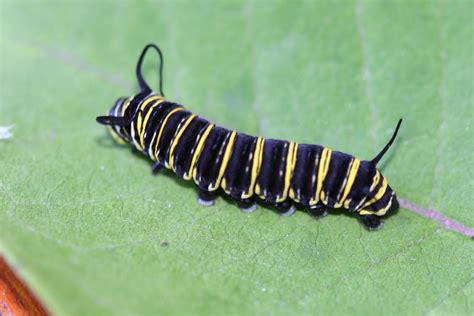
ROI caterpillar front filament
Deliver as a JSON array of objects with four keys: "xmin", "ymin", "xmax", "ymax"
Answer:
[{"xmin": 96, "ymin": 44, "xmax": 402, "ymax": 231}]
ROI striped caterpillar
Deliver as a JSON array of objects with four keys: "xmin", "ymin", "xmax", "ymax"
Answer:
[{"xmin": 97, "ymin": 44, "xmax": 402, "ymax": 230}]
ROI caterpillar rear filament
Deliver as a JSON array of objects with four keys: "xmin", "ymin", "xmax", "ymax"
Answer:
[{"xmin": 97, "ymin": 44, "xmax": 402, "ymax": 230}]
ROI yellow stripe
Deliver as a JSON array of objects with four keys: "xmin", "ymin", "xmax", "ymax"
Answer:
[
  {"xmin": 288, "ymin": 143, "xmax": 298, "ymax": 201},
  {"xmin": 374, "ymin": 193, "xmax": 394, "ymax": 216},
  {"xmin": 168, "ymin": 114, "xmax": 197, "ymax": 171},
  {"xmin": 152, "ymin": 107, "xmax": 184, "ymax": 161},
  {"xmin": 221, "ymin": 178, "xmax": 230, "ymax": 194},
  {"xmin": 139, "ymin": 98, "xmax": 165, "ymax": 148},
  {"xmin": 361, "ymin": 177, "xmax": 388, "ymax": 209},
  {"xmin": 121, "ymin": 97, "xmax": 133, "ymax": 116},
  {"xmin": 333, "ymin": 158, "xmax": 354, "ymax": 207},
  {"xmin": 118, "ymin": 96, "xmax": 133, "ymax": 138},
  {"xmin": 292, "ymin": 143, "xmax": 298, "ymax": 171},
  {"xmin": 253, "ymin": 138, "xmax": 266, "ymax": 198},
  {"xmin": 276, "ymin": 142, "xmax": 297, "ymax": 202},
  {"xmin": 335, "ymin": 159, "xmax": 360, "ymax": 208},
  {"xmin": 209, "ymin": 131, "xmax": 237, "ymax": 191},
  {"xmin": 370, "ymin": 170, "xmax": 381, "ymax": 192},
  {"xmin": 343, "ymin": 199, "xmax": 351, "ymax": 209},
  {"xmin": 320, "ymin": 191, "xmax": 326, "ymax": 205},
  {"xmin": 137, "ymin": 96, "xmax": 162, "ymax": 134},
  {"xmin": 107, "ymin": 126, "xmax": 127, "ymax": 144},
  {"xmin": 289, "ymin": 188, "xmax": 296, "ymax": 199},
  {"xmin": 354, "ymin": 171, "xmax": 381, "ymax": 211},
  {"xmin": 257, "ymin": 139, "xmax": 265, "ymax": 173},
  {"xmin": 242, "ymin": 137, "xmax": 264, "ymax": 199},
  {"xmin": 359, "ymin": 192, "xmax": 394, "ymax": 216},
  {"xmin": 129, "ymin": 96, "xmax": 143, "ymax": 146},
  {"xmin": 252, "ymin": 138, "xmax": 266, "ymax": 198},
  {"xmin": 313, "ymin": 148, "xmax": 332, "ymax": 205},
  {"xmin": 136, "ymin": 96, "xmax": 162, "ymax": 150},
  {"xmin": 186, "ymin": 124, "xmax": 214, "ymax": 181}
]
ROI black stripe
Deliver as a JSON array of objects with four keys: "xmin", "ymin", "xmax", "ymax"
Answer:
[
  {"xmin": 345, "ymin": 160, "xmax": 377, "ymax": 211},
  {"xmin": 290, "ymin": 144, "xmax": 324, "ymax": 205},
  {"xmin": 109, "ymin": 98, "xmax": 128, "ymax": 139},
  {"xmin": 155, "ymin": 110, "xmax": 192, "ymax": 164},
  {"xmin": 193, "ymin": 126, "xmax": 231, "ymax": 191},
  {"xmin": 365, "ymin": 186, "xmax": 392, "ymax": 213},
  {"xmin": 321, "ymin": 151, "xmax": 353, "ymax": 207},
  {"xmin": 255, "ymin": 139, "xmax": 289, "ymax": 203},
  {"xmin": 146, "ymin": 102, "xmax": 184, "ymax": 160},
  {"xmin": 171, "ymin": 117, "xmax": 210, "ymax": 178},
  {"xmin": 142, "ymin": 101, "xmax": 174, "ymax": 153},
  {"xmin": 222, "ymin": 133, "xmax": 257, "ymax": 198},
  {"xmin": 120, "ymin": 92, "xmax": 151, "ymax": 144}
]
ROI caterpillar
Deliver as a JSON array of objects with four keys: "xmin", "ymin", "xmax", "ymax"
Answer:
[{"xmin": 96, "ymin": 44, "xmax": 402, "ymax": 231}]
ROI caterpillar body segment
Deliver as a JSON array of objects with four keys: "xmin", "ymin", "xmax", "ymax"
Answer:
[{"xmin": 96, "ymin": 44, "xmax": 402, "ymax": 230}]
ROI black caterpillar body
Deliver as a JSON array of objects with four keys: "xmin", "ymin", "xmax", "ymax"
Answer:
[{"xmin": 97, "ymin": 44, "xmax": 402, "ymax": 230}]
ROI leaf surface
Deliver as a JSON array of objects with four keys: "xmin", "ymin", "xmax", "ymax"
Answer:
[{"xmin": 0, "ymin": 1, "xmax": 473, "ymax": 314}]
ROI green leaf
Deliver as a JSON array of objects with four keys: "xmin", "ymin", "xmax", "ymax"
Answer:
[{"xmin": 1, "ymin": 1, "xmax": 473, "ymax": 315}]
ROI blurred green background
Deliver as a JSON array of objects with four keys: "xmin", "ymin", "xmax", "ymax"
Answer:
[{"xmin": 0, "ymin": 0, "xmax": 473, "ymax": 315}]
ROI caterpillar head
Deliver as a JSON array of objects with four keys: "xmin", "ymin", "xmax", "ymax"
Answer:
[
  {"xmin": 97, "ymin": 44, "xmax": 165, "ymax": 145},
  {"xmin": 96, "ymin": 97, "xmax": 135, "ymax": 145}
]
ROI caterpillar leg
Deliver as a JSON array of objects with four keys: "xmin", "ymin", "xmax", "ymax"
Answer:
[
  {"xmin": 233, "ymin": 197, "xmax": 257, "ymax": 213},
  {"xmin": 357, "ymin": 214, "xmax": 384, "ymax": 231},
  {"xmin": 275, "ymin": 200, "xmax": 296, "ymax": 217},
  {"xmin": 151, "ymin": 161, "xmax": 164, "ymax": 174},
  {"xmin": 197, "ymin": 189, "xmax": 215, "ymax": 207},
  {"xmin": 308, "ymin": 206, "xmax": 328, "ymax": 218}
]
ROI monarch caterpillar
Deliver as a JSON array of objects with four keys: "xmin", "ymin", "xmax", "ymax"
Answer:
[{"xmin": 97, "ymin": 44, "xmax": 402, "ymax": 231}]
